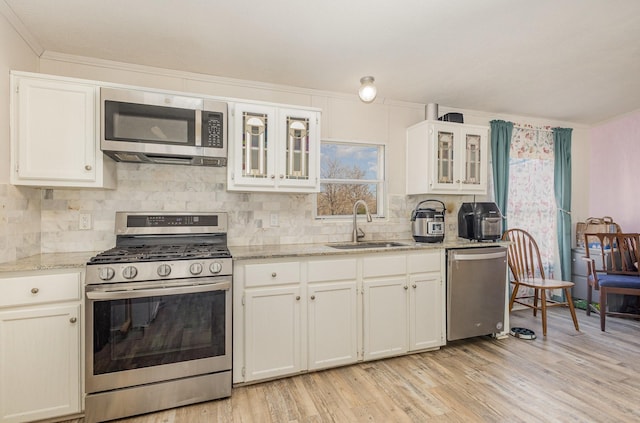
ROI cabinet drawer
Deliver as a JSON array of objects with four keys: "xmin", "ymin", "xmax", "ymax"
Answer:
[
  {"xmin": 363, "ymin": 255, "xmax": 406, "ymax": 278},
  {"xmin": 244, "ymin": 261, "xmax": 301, "ymax": 287},
  {"xmin": 308, "ymin": 259, "xmax": 357, "ymax": 283},
  {"xmin": 407, "ymin": 252, "xmax": 441, "ymax": 274},
  {"xmin": 0, "ymin": 272, "xmax": 81, "ymax": 308}
]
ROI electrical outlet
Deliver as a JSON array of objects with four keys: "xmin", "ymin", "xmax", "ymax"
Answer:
[
  {"xmin": 79, "ymin": 213, "xmax": 92, "ymax": 230},
  {"xmin": 270, "ymin": 213, "xmax": 279, "ymax": 227}
]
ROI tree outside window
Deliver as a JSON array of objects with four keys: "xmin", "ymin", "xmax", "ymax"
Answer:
[{"xmin": 317, "ymin": 141, "xmax": 384, "ymax": 217}]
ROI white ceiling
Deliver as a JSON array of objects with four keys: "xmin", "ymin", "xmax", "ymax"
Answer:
[{"xmin": 3, "ymin": 0, "xmax": 640, "ymax": 124}]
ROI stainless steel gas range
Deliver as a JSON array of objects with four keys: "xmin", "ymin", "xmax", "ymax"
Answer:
[{"xmin": 84, "ymin": 212, "xmax": 232, "ymax": 423}]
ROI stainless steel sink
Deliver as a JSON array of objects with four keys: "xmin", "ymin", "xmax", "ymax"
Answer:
[{"xmin": 327, "ymin": 241, "xmax": 409, "ymax": 250}]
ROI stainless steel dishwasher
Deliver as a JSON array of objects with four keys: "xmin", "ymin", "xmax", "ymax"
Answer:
[{"xmin": 447, "ymin": 247, "xmax": 508, "ymax": 341}]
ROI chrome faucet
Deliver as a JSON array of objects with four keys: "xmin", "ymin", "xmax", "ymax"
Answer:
[{"xmin": 352, "ymin": 199, "xmax": 372, "ymax": 242}]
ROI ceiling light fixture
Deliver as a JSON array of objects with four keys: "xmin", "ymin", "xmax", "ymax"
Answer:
[{"xmin": 358, "ymin": 76, "xmax": 377, "ymax": 103}]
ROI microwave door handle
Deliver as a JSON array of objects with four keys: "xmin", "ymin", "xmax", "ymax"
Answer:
[
  {"xmin": 86, "ymin": 281, "xmax": 230, "ymax": 300},
  {"xmin": 195, "ymin": 109, "xmax": 202, "ymax": 147}
]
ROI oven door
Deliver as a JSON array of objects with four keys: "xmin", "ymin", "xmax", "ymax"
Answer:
[{"xmin": 85, "ymin": 277, "xmax": 231, "ymax": 394}]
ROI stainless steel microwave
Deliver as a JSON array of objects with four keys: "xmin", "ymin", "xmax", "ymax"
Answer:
[{"xmin": 101, "ymin": 87, "xmax": 227, "ymax": 166}]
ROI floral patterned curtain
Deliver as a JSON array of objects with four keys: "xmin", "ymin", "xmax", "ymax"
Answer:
[{"xmin": 507, "ymin": 126, "xmax": 557, "ymax": 278}]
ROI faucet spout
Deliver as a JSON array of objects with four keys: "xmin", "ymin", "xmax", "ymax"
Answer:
[{"xmin": 352, "ymin": 200, "xmax": 372, "ymax": 242}]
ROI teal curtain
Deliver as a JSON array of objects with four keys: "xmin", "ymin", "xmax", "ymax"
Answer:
[
  {"xmin": 553, "ymin": 127, "xmax": 572, "ymax": 281},
  {"xmin": 490, "ymin": 120, "xmax": 513, "ymax": 229}
]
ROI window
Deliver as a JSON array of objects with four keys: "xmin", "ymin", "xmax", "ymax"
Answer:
[
  {"xmin": 507, "ymin": 127, "xmax": 556, "ymax": 278},
  {"xmin": 316, "ymin": 140, "xmax": 385, "ymax": 217}
]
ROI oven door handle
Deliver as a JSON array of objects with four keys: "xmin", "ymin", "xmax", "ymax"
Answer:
[{"xmin": 86, "ymin": 281, "xmax": 230, "ymax": 300}]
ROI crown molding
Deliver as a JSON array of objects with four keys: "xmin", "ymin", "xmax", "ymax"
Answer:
[{"xmin": 0, "ymin": 0, "xmax": 44, "ymax": 56}]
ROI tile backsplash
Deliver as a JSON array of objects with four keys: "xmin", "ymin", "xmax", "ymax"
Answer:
[
  {"xmin": 3, "ymin": 162, "xmax": 469, "ymax": 259},
  {"xmin": 0, "ymin": 184, "xmax": 41, "ymax": 262}
]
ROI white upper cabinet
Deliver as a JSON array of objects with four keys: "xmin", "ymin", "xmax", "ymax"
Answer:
[
  {"xmin": 406, "ymin": 121, "xmax": 488, "ymax": 195},
  {"xmin": 227, "ymin": 102, "xmax": 320, "ymax": 192},
  {"xmin": 10, "ymin": 72, "xmax": 116, "ymax": 189}
]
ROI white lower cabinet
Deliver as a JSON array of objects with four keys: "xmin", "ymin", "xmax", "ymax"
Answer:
[
  {"xmin": 363, "ymin": 276, "xmax": 408, "ymax": 360},
  {"xmin": 0, "ymin": 271, "xmax": 82, "ymax": 423},
  {"xmin": 234, "ymin": 250, "xmax": 444, "ymax": 384},
  {"xmin": 307, "ymin": 258, "xmax": 359, "ymax": 370},
  {"xmin": 408, "ymin": 252, "xmax": 445, "ymax": 351},
  {"xmin": 244, "ymin": 285, "xmax": 302, "ymax": 381},
  {"xmin": 408, "ymin": 273, "xmax": 444, "ymax": 351}
]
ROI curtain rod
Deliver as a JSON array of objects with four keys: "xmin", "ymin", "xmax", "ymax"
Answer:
[{"xmin": 512, "ymin": 123, "xmax": 554, "ymax": 133}]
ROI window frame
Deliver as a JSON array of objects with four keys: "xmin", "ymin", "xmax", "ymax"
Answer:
[{"xmin": 315, "ymin": 138, "xmax": 386, "ymax": 219}]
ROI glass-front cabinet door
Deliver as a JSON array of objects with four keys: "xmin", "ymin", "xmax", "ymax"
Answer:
[
  {"xmin": 463, "ymin": 132, "xmax": 482, "ymax": 186},
  {"xmin": 459, "ymin": 126, "xmax": 487, "ymax": 193},
  {"xmin": 228, "ymin": 102, "xmax": 320, "ymax": 192},
  {"xmin": 435, "ymin": 129, "xmax": 455, "ymax": 188},
  {"xmin": 277, "ymin": 108, "xmax": 318, "ymax": 190},
  {"xmin": 231, "ymin": 103, "xmax": 277, "ymax": 188}
]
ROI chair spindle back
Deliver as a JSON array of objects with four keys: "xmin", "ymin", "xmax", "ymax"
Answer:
[{"xmin": 502, "ymin": 228, "xmax": 546, "ymax": 281}]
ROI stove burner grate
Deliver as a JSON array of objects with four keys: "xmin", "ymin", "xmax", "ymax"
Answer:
[{"xmin": 88, "ymin": 243, "xmax": 231, "ymax": 264}]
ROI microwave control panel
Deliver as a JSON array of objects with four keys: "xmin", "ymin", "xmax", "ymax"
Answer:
[{"xmin": 202, "ymin": 111, "xmax": 224, "ymax": 148}]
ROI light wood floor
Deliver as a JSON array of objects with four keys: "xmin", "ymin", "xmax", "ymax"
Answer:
[{"xmin": 67, "ymin": 309, "xmax": 640, "ymax": 423}]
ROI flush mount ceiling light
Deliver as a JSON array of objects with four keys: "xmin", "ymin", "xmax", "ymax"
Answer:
[{"xmin": 358, "ymin": 76, "xmax": 377, "ymax": 103}]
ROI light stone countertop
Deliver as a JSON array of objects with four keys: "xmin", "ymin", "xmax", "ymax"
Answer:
[
  {"xmin": 229, "ymin": 238, "xmax": 507, "ymax": 260},
  {"xmin": 0, "ymin": 239, "xmax": 507, "ymax": 273},
  {"xmin": 0, "ymin": 251, "xmax": 98, "ymax": 274}
]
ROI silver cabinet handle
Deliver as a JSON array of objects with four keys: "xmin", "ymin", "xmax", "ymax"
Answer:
[
  {"xmin": 31, "ymin": 287, "xmax": 39, "ymax": 294},
  {"xmin": 69, "ymin": 317, "xmax": 77, "ymax": 324},
  {"xmin": 404, "ymin": 285, "xmax": 408, "ymax": 290},
  {"xmin": 279, "ymin": 174, "xmax": 284, "ymax": 179},
  {"xmin": 85, "ymin": 165, "xmax": 92, "ymax": 171},
  {"xmin": 295, "ymin": 296, "xmax": 301, "ymax": 301},
  {"xmin": 271, "ymin": 272, "xmax": 277, "ymax": 278},
  {"xmin": 310, "ymin": 295, "xmax": 316, "ymax": 300},
  {"xmin": 412, "ymin": 284, "xmax": 417, "ymax": 288}
]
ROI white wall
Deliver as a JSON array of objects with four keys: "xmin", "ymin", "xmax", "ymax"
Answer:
[
  {"xmin": 1, "ymin": 47, "xmax": 592, "ymax": 257},
  {"xmin": 0, "ymin": 10, "xmax": 42, "ymax": 262},
  {"xmin": 0, "ymin": 10, "xmax": 38, "ymax": 183}
]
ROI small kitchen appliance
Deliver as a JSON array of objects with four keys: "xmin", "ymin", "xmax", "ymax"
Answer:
[
  {"xmin": 458, "ymin": 202, "xmax": 503, "ymax": 241},
  {"xmin": 84, "ymin": 212, "xmax": 232, "ymax": 423},
  {"xmin": 411, "ymin": 199, "xmax": 446, "ymax": 243},
  {"xmin": 101, "ymin": 87, "xmax": 228, "ymax": 166}
]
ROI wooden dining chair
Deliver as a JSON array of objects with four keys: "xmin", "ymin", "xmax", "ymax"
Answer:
[
  {"xmin": 502, "ymin": 228, "xmax": 579, "ymax": 336},
  {"xmin": 583, "ymin": 232, "xmax": 640, "ymax": 331}
]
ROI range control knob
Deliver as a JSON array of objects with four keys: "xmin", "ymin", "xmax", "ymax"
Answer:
[
  {"xmin": 190, "ymin": 262, "xmax": 203, "ymax": 275},
  {"xmin": 209, "ymin": 261, "xmax": 223, "ymax": 274},
  {"xmin": 157, "ymin": 264, "xmax": 172, "ymax": 277},
  {"xmin": 122, "ymin": 266, "xmax": 138, "ymax": 280},
  {"xmin": 98, "ymin": 267, "xmax": 115, "ymax": 281}
]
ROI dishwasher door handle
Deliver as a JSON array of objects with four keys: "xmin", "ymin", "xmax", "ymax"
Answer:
[{"xmin": 452, "ymin": 251, "xmax": 506, "ymax": 261}]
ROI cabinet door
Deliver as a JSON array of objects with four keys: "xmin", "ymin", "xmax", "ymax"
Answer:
[
  {"xmin": 13, "ymin": 77, "xmax": 97, "ymax": 184},
  {"xmin": 408, "ymin": 273, "xmax": 444, "ymax": 351},
  {"xmin": 430, "ymin": 124, "xmax": 458, "ymax": 193},
  {"xmin": 308, "ymin": 281, "xmax": 358, "ymax": 370},
  {"xmin": 244, "ymin": 286, "xmax": 302, "ymax": 381},
  {"xmin": 0, "ymin": 304, "xmax": 81, "ymax": 423},
  {"xmin": 229, "ymin": 103, "xmax": 278, "ymax": 189},
  {"xmin": 276, "ymin": 108, "xmax": 319, "ymax": 191},
  {"xmin": 362, "ymin": 277, "xmax": 408, "ymax": 361},
  {"xmin": 459, "ymin": 126, "xmax": 488, "ymax": 194}
]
